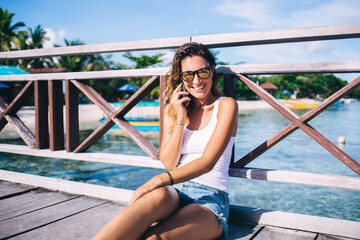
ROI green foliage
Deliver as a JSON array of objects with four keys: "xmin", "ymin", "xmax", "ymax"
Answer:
[
  {"xmin": 0, "ymin": 8, "xmax": 25, "ymax": 52},
  {"xmin": 123, "ymin": 52, "xmax": 165, "ymax": 99}
]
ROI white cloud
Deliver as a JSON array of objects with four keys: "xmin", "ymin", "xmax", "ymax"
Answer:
[
  {"xmin": 214, "ymin": 0, "xmax": 360, "ymax": 30},
  {"xmin": 306, "ymin": 41, "xmax": 334, "ymax": 55},
  {"xmin": 43, "ymin": 28, "xmax": 67, "ymax": 48}
]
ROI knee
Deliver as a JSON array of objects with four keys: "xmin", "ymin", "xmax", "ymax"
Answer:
[
  {"xmin": 137, "ymin": 186, "xmax": 175, "ymax": 208},
  {"xmin": 150, "ymin": 187, "xmax": 174, "ymax": 207}
]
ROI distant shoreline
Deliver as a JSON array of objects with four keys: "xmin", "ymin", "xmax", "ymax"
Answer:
[{"xmin": 1, "ymin": 100, "xmax": 271, "ymax": 138}]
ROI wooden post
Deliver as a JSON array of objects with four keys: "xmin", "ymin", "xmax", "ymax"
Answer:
[
  {"xmin": 34, "ymin": 81, "xmax": 49, "ymax": 149},
  {"xmin": 48, "ymin": 80, "xmax": 64, "ymax": 151},
  {"xmin": 65, "ymin": 80, "xmax": 79, "ymax": 152}
]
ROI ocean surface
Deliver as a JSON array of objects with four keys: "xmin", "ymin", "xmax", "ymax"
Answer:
[{"xmin": 1, "ymin": 101, "xmax": 359, "ymax": 222}]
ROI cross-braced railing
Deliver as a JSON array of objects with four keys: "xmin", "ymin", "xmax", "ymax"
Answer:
[
  {"xmin": 0, "ymin": 23, "xmax": 359, "ymax": 180},
  {"xmin": 230, "ymin": 74, "xmax": 360, "ymax": 176}
]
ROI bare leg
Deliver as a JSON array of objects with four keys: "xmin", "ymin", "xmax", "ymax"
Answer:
[
  {"xmin": 93, "ymin": 186, "xmax": 179, "ymax": 240},
  {"xmin": 142, "ymin": 204, "xmax": 224, "ymax": 240}
]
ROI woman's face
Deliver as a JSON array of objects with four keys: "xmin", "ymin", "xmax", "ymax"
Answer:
[{"xmin": 180, "ymin": 55, "xmax": 213, "ymax": 101}]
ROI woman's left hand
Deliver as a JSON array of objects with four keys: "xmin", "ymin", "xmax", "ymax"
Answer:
[{"xmin": 129, "ymin": 175, "xmax": 163, "ymax": 204}]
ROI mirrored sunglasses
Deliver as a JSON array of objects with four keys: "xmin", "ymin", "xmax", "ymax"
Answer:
[{"xmin": 180, "ymin": 67, "xmax": 211, "ymax": 82}]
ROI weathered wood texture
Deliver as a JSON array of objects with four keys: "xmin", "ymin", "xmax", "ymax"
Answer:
[
  {"xmin": 1, "ymin": 146, "xmax": 359, "ymax": 191},
  {"xmin": 0, "ymin": 23, "xmax": 358, "ymax": 60},
  {"xmin": 48, "ymin": 80, "xmax": 64, "ymax": 151},
  {"xmin": 233, "ymin": 75, "xmax": 360, "ymax": 175},
  {"xmin": 1, "ymin": 61, "xmax": 359, "ymax": 82},
  {"xmin": 0, "ymin": 179, "xmax": 358, "ymax": 239},
  {"xmin": 70, "ymin": 78, "xmax": 159, "ymax": 159},
  {"xmin": 65, "ymin": 80, "xmax": 79, "ymax": 152},
  {"xmin": 34, "ymin": 81, "xmax": 49, "ymax": 149}
]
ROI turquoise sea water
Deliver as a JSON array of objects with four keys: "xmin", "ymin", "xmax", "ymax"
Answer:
[
  {"xmin": 113, "ymin": 101, "xmax": 160, "ymax": 107},
  {"xmin": 0, "ymin": 101, "xmax": 359, "ymax": 221}
]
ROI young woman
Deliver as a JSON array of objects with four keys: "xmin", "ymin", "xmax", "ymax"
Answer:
[{"xmin": 93, "ymin": 42, "xmax": 238, "ymax": 240}]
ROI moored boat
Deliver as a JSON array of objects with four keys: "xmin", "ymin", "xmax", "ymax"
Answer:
[{"xmin": 100, "ymin": 117, "xmax": 159, "ymax": 132}]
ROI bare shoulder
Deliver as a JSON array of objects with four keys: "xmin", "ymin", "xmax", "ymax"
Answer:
[{"xmin": 218, "ymin": 97, "xmax": 238, "ymax": 114}]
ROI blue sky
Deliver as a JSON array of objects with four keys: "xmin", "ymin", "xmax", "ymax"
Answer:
[{"xmin": 2, "ymin": 0, "xmax": 360, "ymax": 81}]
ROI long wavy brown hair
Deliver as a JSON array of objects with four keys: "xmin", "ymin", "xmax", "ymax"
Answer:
[{"xmin": 164, "ymin": 42, "xmax": 222, "ymax": 132}]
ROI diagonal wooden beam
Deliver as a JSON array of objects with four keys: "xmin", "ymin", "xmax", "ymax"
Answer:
[
  {"xmin": 233, "ymin": 75, "xmax": 360, "ymax": 175},
  {"xmin": 113, "ymin": 76, "xmax": 159, "ymax": 118},
  {"xmin": 0, "ymin": 81, "xmax": 34, "ymax": 131},
  {"xmin": 71, "ymin": 78, "xmax": 160, "ymax": 159},
  {"xmin": 299, "ymin": 122, "xmax": 360, "ymax": 175},
  {"xmin": 0, "ymin": 97, "xmax": 35, "ymax": 148}
]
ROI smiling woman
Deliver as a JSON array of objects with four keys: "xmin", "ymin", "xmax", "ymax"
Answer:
[{"xmin": 93, "ymin": 42, "xmax": 238, "ymax": 240}]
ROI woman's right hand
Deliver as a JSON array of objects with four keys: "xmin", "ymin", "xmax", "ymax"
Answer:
[{"xmin": 170, "ymin": 83, "xmax": 190, "ymax": 124}]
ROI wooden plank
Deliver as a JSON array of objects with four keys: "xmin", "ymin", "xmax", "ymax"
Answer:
[
  {"xmin": 229, "ymin": 168, "xmax": 360, "ymax": 191},
  {"xmin": 71, "ymin": 79, "xmax": 160, "ymax": 158},
  {"xmin": 0, "ymin": 196, "xmax": 106, "ymax": 239},
  {"xmin": 193, "ymin": 23, "xmax": 360, "ymax": 48},
  {"xmin": 0, "ymin": 182, "xmax": 36, "ymax": 199},
  {"xmin": 0, "ymin": 144, "xmax": 164, "ymax": 169},
  {"xmin": 0, "ymin": 170, "xmax": 134, "ymax": 203},
  {"xmin": 233, "ymin": 75, "xmax": 360, "ymax": 169},
  {"xmin": 1, "ymin": 61, "xmax": 359, "ymax": 82},
  {"xmin": 253, "ymin": 226, "xmax": 316, "ymax": 240},
  {"xmin": 34, "ymin": 81, "xmax": 49, "ymax": 149},
  {"xmin": 0, "ymin": 188, "xmax": 78, "ymax": 221},
  {"xmin": 1, "ymin": 24, "xmax": 359, "ymax": 60},
  {"xmin": 113, "ymin": 76, "xmax": 159, "ymax": 117},
  {"xmin": 65, "ymin": 80, "xmax": 79, "ymax": 152},
  {"xmin": 316, "ymin": 234, "xmax": 354, "ymax": 240},
  {"xmin": 73, "ymin": 118, "xmax": 115, "ymax": 153},
  {"xmin": 229, "ymin": 205, "xmax": 360, "ymax": 239},
  {"xmin": 0, "ymin": 81, "xmax": 34, "ymax": 124},
  {"xmin": 0, "ymin": 109, "xmax": 36, "ymax": 148},
  {"xmin": 1, "ymin": 146, "xmax": 360, "ymax": 190},
  {"xmin": 10, "ymin": 202, "xmax": 125, "ymax": 240},
  {"xmin": 48, "ymin": 80, "xmax": 64, "ymax": 151},
  {"xmin": 71, "ymin": 80, "xmax": 116, "ymax": 117},
  {"xmin": 227, "ymin": 221, "xmax": 263, "ymax": 240},
  {"xmin": 0, "ymin": 37, "xmax": 190, "ymax": 60},
  {"xmin": 1, "ymin": 173, "xmax": 359, "ymax": 239}
]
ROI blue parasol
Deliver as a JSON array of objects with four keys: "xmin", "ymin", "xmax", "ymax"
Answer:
[
  {"xmin": 282, "ymin": 90, "xmax": 292, "ymax": 94},
  {"xmin": 0, "ymin": 83, "xmax": 9, "ymax": 88},
  {"xmin": 118, "ymin": 84, "xmax": 138, "ymax": 91}
]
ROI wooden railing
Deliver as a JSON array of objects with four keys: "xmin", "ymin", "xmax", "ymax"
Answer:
[{"xmin": 0, "ymin": 23, "xmax": 360, "ymax": 190}]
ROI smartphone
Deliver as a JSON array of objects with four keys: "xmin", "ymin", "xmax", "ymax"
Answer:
[{"xmin": 181, "ymin": 84, "xmax": 190, "ymax": 108}]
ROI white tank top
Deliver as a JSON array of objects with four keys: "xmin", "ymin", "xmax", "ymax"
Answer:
[{"xmin": 177, "ymin": 97, "xmax": 236, "ymax": 192}]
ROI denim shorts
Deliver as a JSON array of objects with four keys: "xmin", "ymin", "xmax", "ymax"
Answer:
[{"xmin": 173, "ymin": 181, "xmax": 229, "ymax": 239}]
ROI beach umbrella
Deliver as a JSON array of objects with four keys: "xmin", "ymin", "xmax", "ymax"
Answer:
[
  {"xmin": 282, "ymin": 90, "xmax": 292, "ymax": 94},
  {"xmin": 118, "ymin": 84, "xmax": 138, "ymax": 91},
  {"xmin": 0, "ymin": 65, "xmax": 29, "ymax": 75},
  {"xmin": 0, "ymin": 83, "xmax": 9, "ymax": 88}
]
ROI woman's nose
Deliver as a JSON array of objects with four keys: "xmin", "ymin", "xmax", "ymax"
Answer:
[{"xmin": 193, "ymin": 74, "xmax": 201, "ymax": 84}]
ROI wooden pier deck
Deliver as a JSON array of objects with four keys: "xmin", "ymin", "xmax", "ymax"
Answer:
[{"xmin": 1, "ymin": 171, "xmax": 359, "ymax": 240}]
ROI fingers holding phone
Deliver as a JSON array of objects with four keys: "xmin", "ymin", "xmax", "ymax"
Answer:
[
  {"xmin": 181, "ymin": 84, "xmax": 190, "ymax": 108},
  {"xmin": 172, "ymin": 83, "xmax": 190, "ymax": 108}
]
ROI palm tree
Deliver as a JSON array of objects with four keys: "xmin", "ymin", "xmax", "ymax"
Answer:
[
  {"xmin": 0, "ymin": 8, "xmax": 25, "ymax": 52},
  {"xmin": 12, "ymin": 30, "xmax": 30, "ymax": 68},
  {"xmin": 27, "ymin": 25, "xmax": 49, "ymax": 68},
  {"xmin": 55, "ymin": 39, "xmax": 92, "ymax": 71}
]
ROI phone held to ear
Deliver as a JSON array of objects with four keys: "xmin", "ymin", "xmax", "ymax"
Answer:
[{"xmin": 181, "ymin": 84, "xmax": 190, "ymax": 108}]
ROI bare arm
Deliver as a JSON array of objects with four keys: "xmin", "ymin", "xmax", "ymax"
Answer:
[
  {"xmin": 130, "ymin": 97, "xmax": 238, "ymax": 203},
  {"xmin": 159, "ymin": 83, "xmax": 190, "ymax": 170},
  {"xmin": 169, "ymin": 97, "xmax": 238, "ymax": 183}
]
